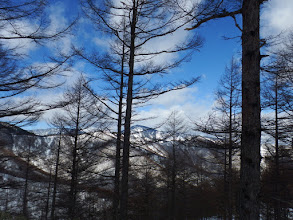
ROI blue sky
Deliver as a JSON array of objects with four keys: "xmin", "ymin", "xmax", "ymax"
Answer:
[{"xmin": 13, "ymin": 0, "xmax": 293, "ymax": 129}]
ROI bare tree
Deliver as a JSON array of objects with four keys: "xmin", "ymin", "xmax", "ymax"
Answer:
[
  {"xmin": 162, "ymin": 110, "xmax": 188, "ymax": 220},
  {"xmin": 0, "ymin": 0, "xmax": 76, "ymax": 126},
  {"xmin": 74, "ymin": 32, "xmax": 128, "ymax": 220},
  {"xmin": 195, "ymin": 57, "xmax": 241, "ymax": 219},
  {"xmin": 261, "ymin": 46, "xmax": 293, "ymax": 218},
  {"xmin": 53, "ymin": 75, "xmax": 108, "ymax": 219},
  {"xmin": 177, "ymin": 0, "xmax": 264, "ymax": 218},
  {"xmin": 48, "ymin": 119, "xmax": 64, "ymax": 220},
  {"xmin": 215, "ymin": 57, "xmax": 241, "ymax": 220},
  {"xmin": 80, "ymin": 1, "xmax": 202, "ymax": 219}
]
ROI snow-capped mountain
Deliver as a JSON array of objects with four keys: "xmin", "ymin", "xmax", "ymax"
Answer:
[
  {"xmin": 0, "ymin": 123, "xmax": 223, "ymax": 178},
  {"xmin": 0, "ymin": 123, "xmax": 225, "ymax": 219},
  {"xmin": 130, "ymin": 125, "xmax": 158, "ymax": 139},
  {"xmin": 30, "ymin": 128, "xmax": 61, "ymax": 136}
]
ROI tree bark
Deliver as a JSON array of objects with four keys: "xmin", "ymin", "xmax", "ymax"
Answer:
[
  {"xmin": 113, "ymin": 39, "xmax": 125, "ymax": 220},
  {"xmin": 228, "ymin": 73, "xmax": 233, "ymax": 220},
  {"xmin": 120, "ymin": 1, "xmax": 137, "ymax": 219},
  {"xmin": 171, "ymin": 137, "xmax": 176, "ymax": 220},
  {"xmin": 45, "ymin": 169, "xmax": 52, "ymax": 220},
  {"xmin": 240, "ymin": 0, "xmax": 261, "ymax": 219},
  {"xmin": 224, "ymin": 146, "xmax": 228, "ymax": 220},
  {"xmin": 274, "ymin": 76, "xmax": 280, "ymax": 220},
  {"xmin": 51, "ymin": 132, "xmax": 62, "ymax": 220},
  {"xmin": 69, "ymin": 94, "xmax": 81, "ymax": 220},
  {"xmin": 23, "ymin": 143, "xmax": 31, "ymax": 218}
]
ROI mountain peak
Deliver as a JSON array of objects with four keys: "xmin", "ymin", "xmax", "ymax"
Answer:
[{"xmin": 131, "ymin": 125, "xmax": 156, "ymax": 132}]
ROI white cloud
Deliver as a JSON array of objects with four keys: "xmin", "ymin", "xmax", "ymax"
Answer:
[
  {"xmin": 93, "ymin": 37, "xmax": 110, "ymax": 49},
  {"xmin": 0, "ymin": 1, "xmax": 74, "ymax": 56},
  {"xmin": 47, "ymin": 2, "xmax": 68, "ymax": 34},
  {"xmin": 262, "ymin": 0, "xmax": 293, "ymax": 35},
  {"xmin": 0, "ymin": 20, "xmax": 38, "ymax": 54},
  {"xmin": 23, "ymin": 61, "xmax": 87, "ymax": 119},
  {"xmin": 27, "ymin": 61, "xmax": 79, "ymax": 91},
  {"xmin": 46, "ymin": 2, "xmax": 74, "ymax": 55},
  {"xmin": 27, "ymin": 68, "xmax": 91, "ymax": 127},
  {"xmin": 150, "ymin": 86, "xmax": 198, "ymax": 107},
  {"xmin": 108, "ymin": 0, "xmax": 197, "ymax": 67},
  {"xmin": 135, "ymin": 86, "xmax": 213, "ymax": 128},
  {"xmin": 141, "ymin": 26, "xmax": 191, "ymax": 66}
]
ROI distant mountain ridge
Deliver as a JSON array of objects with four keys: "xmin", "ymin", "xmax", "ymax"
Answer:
[
  {"xmin": 0, "ymin": 122, "xmax": 227, "ymax": 219},
  {"xmin": 29, "ymin": 128, "xmax": 60, "ymax": 136}
]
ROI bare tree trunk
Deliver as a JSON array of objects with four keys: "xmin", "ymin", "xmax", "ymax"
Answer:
[
  {"xmin": 171, "ymin": 138, "xmax": 176, "ymax": 220},
  {"xmin": 51, "ymin": 132, "xmax": 62, "ymax": 220},
  {"xmin": 120, "ymin": 1, "xmax": 137, "ymax": 219},
  {"xmin": 240, "ymin": 0, "xmax": 261, "ymax": 219},
  {"xmin": 5, "ymin": 189, "xmax": 9, "ymax": 212},
  {"xmin": 274, "ymin": 76, "xmax": 281, "ymax": 220},
  {"xmin": 69, "ymin": 96, "xmax": 81, "ymax": 220},
  {"xmin": 144, "ymin": 169, "xmax": 151, "ymax": 219},
  {"xmin": 23, "ymin": 144, "xmax": 31, "ymax": 218},
  {"xmin": 113, "ymin": 41, "xmax": 125, "ymax": 220},
  {"xmin": 224, "ymin": 146, "xmax": 228, "ymax": 220},
  {"xmin": 228, "ymin": 78, "xmax": 233, "ymax": 220},
  {"xmin": 45, "ymin": 169, "xmax": 52, "ymax": 220}
]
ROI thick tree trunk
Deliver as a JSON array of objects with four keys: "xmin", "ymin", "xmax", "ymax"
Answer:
[
  {"xmin": 120, "ymin": 1, "xmax": 137, "ymax": 219},
  {"xmin": 240, "ymin": 0, "xmax": 261, "ymax": 219}
]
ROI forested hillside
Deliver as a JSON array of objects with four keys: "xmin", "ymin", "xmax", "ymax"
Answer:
[{"xmin": 1, "ymin": 0, "xmax": 293, "ymax": 219}]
